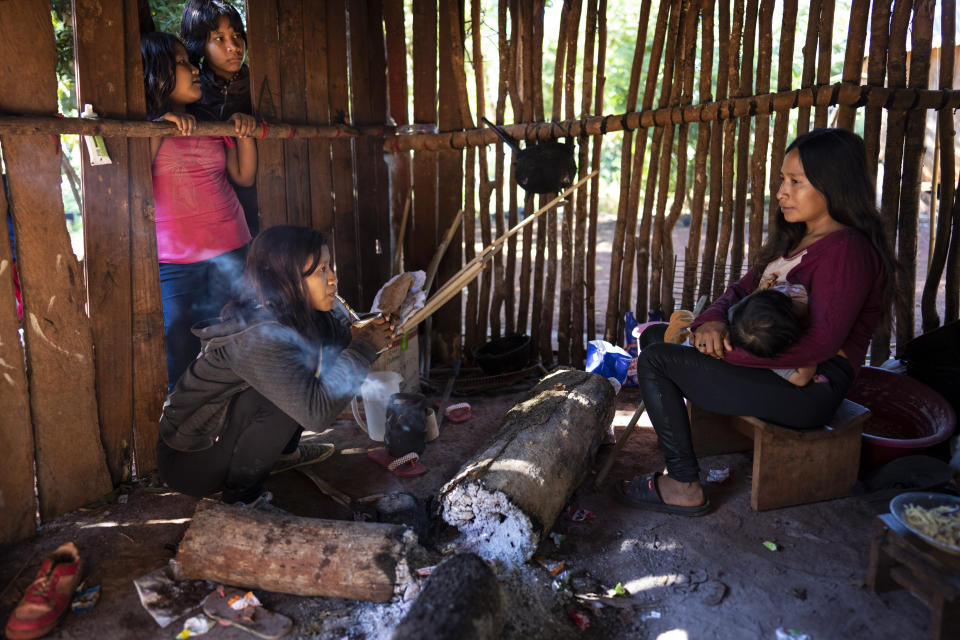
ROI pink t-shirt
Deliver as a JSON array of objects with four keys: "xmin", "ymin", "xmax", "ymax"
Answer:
[{"xmin": 152, "ymin": 136, "xmax": 251, "ymax": 263}]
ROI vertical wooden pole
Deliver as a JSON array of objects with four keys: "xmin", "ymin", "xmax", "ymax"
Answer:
[
  {"xmin": 747, "ymin": 0, "xmax": 774, "ymax": 260},
  {"xmin": 796, "ymin": 0, "xmax": 821, "ymax": 135},
  {"xmin": 894, "ymin": 0, "xmax": 934, "ymax": 346},
  {"xmin": 654, "ymin": 0, "xmax": 698, "ymax": 316},
  {"xmin": 247, "ymin": 0, "xmax": 287, "ymax": 228},
  {"xmin": 472, "ymin": 0, "xmax": 493, "ymax": 346},
  {"xmin": 491, "ymin": 0, "xmax": 510, "ymax": 340},
  {"xmin": 812, "ymin": 0, "xmax": 835, "ymax": 129},
  {"xmin": 862, "ymin": 0, "xmax": 892, "ymax": 186},
  {"xmin": 731, "ymin": 0, "xmax": 758, "ymax": 280},
  {"xmin": 835, "ymin": 0, "xmax": 871, "ymax": 130},
  {"xmin": 873, "ymin": 0, "xmax": 913, "ymax": 363},
  {"xmin": 634, "ymin": 0, "xmax": 679, "ymax": 320},
  {"xmin": 349, "ymin": 0, "xmax": 391, "ymax": 309},
  {"xmin": 539, "ymin": 0, "xmax": 570, "ymax": 364},
  {"xmin": 928, "ymin": 0, "xmax": 957, "ymax": 324},
  {"xmin": 603, "ymin": 0, "xmax": 652, "ymax": 342},
  {"xmin": 0, "ymin": 0, "xmax": 112, "ymax": 521},
  {"xmin": 304, "ymin": 2, "xmax": 334, "ymax": 233},
  {"xmin": 698, "ymin": 0, "xmax": 731, "ymax": 302},
  {"xmin": 516, "ymin": 0, "xmax": 536, "ymax": 337},
  {"xmin": 529, "ymin": 1, "xmax": 547, "ymax": 354},
  {"xmin": 586, "ymin": 0, "xmax": 607, "ymax": 340},
  {"xmin": 682, "ymin": 0, "xmax": 713, "ymax": 311},
  {"xmin": 326, "ymin": 1, "xmax": 360, "ymax": 304},
  {"xmin": 125, "ymin": 0, "xmax": 166, "ymax": 476},
  {"xmin": 74, "ymin": 0, "xmax": 133, "ymax": 484},
  {"xmin": 713, "ymin": 0, "xmax": 744, "ymax": 300},
  {"xmin": 278, "ymin": 0, "xmax": 310, "ymax": 228},
  {"xmin": 0, "ymin": 163, "xmax": 35, "ymax": 544},
  {"xmin": 570, "ymin": 0, "xmax": 598, "ymax": 364},
  {"xmin": 434, "ymin": 0, "xmax": 466, "ymax": 360},
  {"xmin": 558, "ymin": 0, "xmax": 582, "ymax": 364},
  {"xmin": 503, "ymin": 0, "xmax": 520, "ymax": 337},
  {"xmin": 768, "ymin": 0, "xmax": 798, "ymax": 227}
]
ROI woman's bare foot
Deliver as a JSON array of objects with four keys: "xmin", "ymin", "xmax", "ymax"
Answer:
[{"xmin": 656, "ymin": 473, "xmax": 706, "ymax": 507}]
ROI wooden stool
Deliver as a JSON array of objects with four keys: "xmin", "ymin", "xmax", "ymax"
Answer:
[
  {"xmin": 689, "ymin": 399, "xmax": 870, "ymax": 511},
  {"xmin": 866, "ymin": 513, "xmax": 960, "ymax": 640}
]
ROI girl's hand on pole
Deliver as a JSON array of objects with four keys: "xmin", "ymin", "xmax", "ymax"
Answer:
[
  {"xmin": 229, "ymin": 112, "xmax": 257, "ymax": 138},
  {"xmin": 691, "ymin": 321, "xmax": 731, "ymax": 359},
  {"xmin": 351, "ymin": 315, "xmax": 396, "ymax": 352},
  {"xmin": 160, "ymin": 112, "xmax": 197, "ymax": 135}
]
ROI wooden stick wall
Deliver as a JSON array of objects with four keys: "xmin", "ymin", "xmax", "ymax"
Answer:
[{"xmin": 0, "ymin": 0, "xmax": 958, "ymax": 543}]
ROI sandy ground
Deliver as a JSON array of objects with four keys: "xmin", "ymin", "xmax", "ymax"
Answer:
[{"xmin": 0, "ymin": 377, "xmax": 942, "ymax": 640}]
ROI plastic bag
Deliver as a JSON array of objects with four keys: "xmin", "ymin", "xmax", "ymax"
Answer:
[{"xmin": 585, "ymin": 340, "xmax": 632, "ymax": 385}]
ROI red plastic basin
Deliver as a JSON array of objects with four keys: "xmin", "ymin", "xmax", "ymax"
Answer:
[{"xmin": 846, "ymin": 366, "xmax": 956, "ymax": 470}]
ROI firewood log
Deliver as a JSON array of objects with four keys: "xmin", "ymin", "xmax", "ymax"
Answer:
[
  {"xmin": 391, "ymin": 553, "xmax": 504, "ymax": 640},
  {"xmin": 175, "ymin": 501, "xmax": 430, "ymax": 602},
  {"xmin": 438, "ymin": 369, "xmax": 615, "ymax": 566}
]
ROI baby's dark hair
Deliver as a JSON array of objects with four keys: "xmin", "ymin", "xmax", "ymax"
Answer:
[
  {"xmin": 180, "ymin": 0, "xmax": 247, "ymax": 66},
  {"xmin": 727, "ymin": 289, "xmax": 801, "ymax": 358},
  {"xmin": 141, "ymin": 32, "xmax": 182, "ymax": 120}
]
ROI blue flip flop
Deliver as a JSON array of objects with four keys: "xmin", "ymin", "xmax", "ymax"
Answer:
[{"xmin": 615, "ymin": 472, "xmax": 712, "ymax": 517}]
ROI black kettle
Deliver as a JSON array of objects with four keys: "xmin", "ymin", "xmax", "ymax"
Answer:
[
  {"xmin": 384, "ymin": 393, "xmax": 428, "ymax": 458},
  {"xmin": 482, "ymin": 117, "xmax": 577, "ymax": 195}
]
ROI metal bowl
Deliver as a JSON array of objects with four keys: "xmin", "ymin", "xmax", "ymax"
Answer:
[{"xmin": 889, "ymin": 491, "xmax": 960, "ymax": 556}]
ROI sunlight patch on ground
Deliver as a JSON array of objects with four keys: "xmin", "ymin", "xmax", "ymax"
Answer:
[
  {"xmin": 620, "ymin": 538, "xmax": 681, "ymax": 553},
  {"xmin": 612, "ymin": 408, "xmax": 654, "ymax": 428},
  {"xmin": 624, "ymin": 573, "xmax": 685, "ymax": 593},
  {"xmin": 657, "ymin": 630, "xmax": 689, "ymax": 640},
  {"xmin": 78, "ymin": 517, "xmax": 191, "ymax": 530}
]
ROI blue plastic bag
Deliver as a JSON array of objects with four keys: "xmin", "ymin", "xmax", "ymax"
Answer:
[{"xmin": 585, "ymin": 340, "xmax": 632, "ymax": 385}]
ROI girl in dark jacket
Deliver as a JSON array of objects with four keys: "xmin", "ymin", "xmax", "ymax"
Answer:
[{"xmin": 157, "ymin": 225, "xmax": 394, "ymax": 506}]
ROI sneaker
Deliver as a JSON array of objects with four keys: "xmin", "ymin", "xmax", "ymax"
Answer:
[
  {"xmin": 235, "ymin": 491, "xmax": 290, "ymax": 516},
  {"xmin": 270, "ymin": 441, "xmax": 336, "ymax": 475},
  {"xmin": 5, "ymin": 542, "xmax": 83, "ymax": 640}
]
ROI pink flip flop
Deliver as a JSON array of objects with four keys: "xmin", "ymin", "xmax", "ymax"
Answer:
[{"xmin": 367, "ymin": 447, "xmax": 428, "ymax": 477}]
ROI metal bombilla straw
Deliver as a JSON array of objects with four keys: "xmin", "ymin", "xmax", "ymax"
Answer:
[{"xmin": 335, "ymin": 295, "xmax": 391, "ymax": 353}]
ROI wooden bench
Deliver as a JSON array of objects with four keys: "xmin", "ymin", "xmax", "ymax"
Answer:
[{"xmin": 689, "ymin": 399, "xmax": 871, "ymax": 511}]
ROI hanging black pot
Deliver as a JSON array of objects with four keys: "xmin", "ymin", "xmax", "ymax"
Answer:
[{"xmin": 482, "ymin": 117, "xmax": 577, "ymax": 195}]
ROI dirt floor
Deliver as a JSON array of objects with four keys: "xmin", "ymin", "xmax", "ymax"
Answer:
[{"xmin": 0, "ymin": 372, "xmax": 948, "ymax": 640}]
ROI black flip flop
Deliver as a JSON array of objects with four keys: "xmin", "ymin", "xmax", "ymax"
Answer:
[{"xmin": 614, "ymin": 472, "xmax": 712, "ymax": 517}]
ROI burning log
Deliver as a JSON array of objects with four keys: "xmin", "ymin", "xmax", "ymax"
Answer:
[
  {"xmin": 175, "ymin": 501, "xmax": 430, "ymax": 602},
  {"xmin": 391, "ymin": 553, "xmax": 504, "ymax": 640},
  {"xmin": 438, "ymin": 369, "xmax": 615, "ymax": 566}
]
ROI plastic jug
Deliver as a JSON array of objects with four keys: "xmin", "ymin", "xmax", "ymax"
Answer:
[{"xmin": 352, "ymin": 371, "xmax": 402, "ymax": 441}]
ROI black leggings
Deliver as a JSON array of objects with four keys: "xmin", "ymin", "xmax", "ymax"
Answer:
[
  {"xmin": 157, "ymin": 388, "xmax": 302, "ymax": 504},
  {"xmin": 636, "ymin": 326, "xmax": 854, "ymax": 482}
]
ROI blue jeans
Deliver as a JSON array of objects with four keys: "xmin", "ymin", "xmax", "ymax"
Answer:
[{"xmin": 159, "ymin": 245, "xmax": 247, "ymax": 389}]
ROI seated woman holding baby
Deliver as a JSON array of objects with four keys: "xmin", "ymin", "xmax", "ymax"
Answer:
[{"xmin": 618, "ymin": 128, "xmax": 899, "ymax": 516}]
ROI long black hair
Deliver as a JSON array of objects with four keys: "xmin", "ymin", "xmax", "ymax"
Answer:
[
  {"xmin": 223, "ymin": 225, "xmax": 347, "ymax": 346},
  {"xmin": 753, "ymin": 128, "xmax": 898, "ymax": 314},
  {"xmin": 180, "ymin": 0, "xmax": 247, "ymax": 66},
  {"xmin": 728, "ymin": 289, "xmax": 802, "ymax": 358},
  {"xmin": 141, "ymin": 32, "xmax": 183, "ymax": 120}
]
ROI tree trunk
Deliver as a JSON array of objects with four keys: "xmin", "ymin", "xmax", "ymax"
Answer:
[
  {"xmin": 438, "ymin": 369, "xmax": 615, "ymax": 566},
  {"xmin": 175, "ymin": 501, "xmax": 429, "ymax": 602}
]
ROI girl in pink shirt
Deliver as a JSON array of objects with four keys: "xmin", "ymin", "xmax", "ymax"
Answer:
[{"xmin": 141, "ymin": 32, "xmax": 257, "ymax": 389}]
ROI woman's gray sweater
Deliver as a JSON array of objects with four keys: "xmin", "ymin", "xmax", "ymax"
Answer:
[{"xmin": 159, "ymin": 309, "xmax": 377, "ymax": 452}]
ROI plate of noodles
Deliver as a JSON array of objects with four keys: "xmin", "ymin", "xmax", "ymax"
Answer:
[{"xmin": 890, "ymin": 492, "xmax": 960, "ymax": 555}]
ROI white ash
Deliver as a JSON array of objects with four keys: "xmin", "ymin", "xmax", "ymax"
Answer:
[{"xmin": 441, "ymin": 482, "xmax": 537, "ymax": 568}]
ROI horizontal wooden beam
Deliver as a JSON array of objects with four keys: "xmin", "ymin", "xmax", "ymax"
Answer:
[{"xmin": 1, "ymin": 83, "xmax": 958, "ymax": 151}]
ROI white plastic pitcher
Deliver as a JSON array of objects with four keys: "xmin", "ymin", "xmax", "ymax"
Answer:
[{"xmin": 352, "ymin": 371, "xmax": 402, "ymax": 441}]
